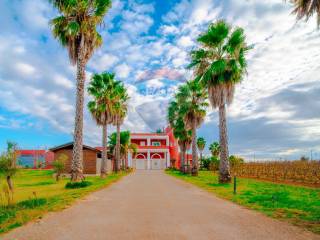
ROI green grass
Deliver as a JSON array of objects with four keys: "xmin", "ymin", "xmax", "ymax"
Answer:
[
  {"xmin": 0, "ymin": 169, "xmax": 128, "ymax": 234},
  {"xmin": 166, "ymin": 169, "xmax": 320, "ymax": 234}
]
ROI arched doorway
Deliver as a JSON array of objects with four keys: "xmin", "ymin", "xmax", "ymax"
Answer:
[
  {"xmin": 135, "ymin": 153, "xmax": 147, "ymax": 170},
  {"xmin": 151, "ymin": 153, "xmax": 163, "ymax": 170}
]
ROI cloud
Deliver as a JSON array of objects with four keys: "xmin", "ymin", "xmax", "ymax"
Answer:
[
  {"xmin": 89, "ymin": 53, "xmax": 119, "ymax": 72},
  {"xmin": 177, "ymin": 36, "xmax": 193, "ymax": 48},
  {"xmin": 115, "ymin": 63, "xmax": 131, "ymax": 79},
  {"xmin": 14, "ymin": 62, "xmax": 36, "ymax": 76},
  {"xmin": 53, "ymin": 74, "xmax": 73, "ymax": 89}
]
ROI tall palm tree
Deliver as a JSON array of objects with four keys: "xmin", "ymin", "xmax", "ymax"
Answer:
[
  {"xmin": 49, "ymin": 0, "xmax": 112, "ymax": 181},
  {"xmin": 87, "ymin": 72, "xmax": 115, "ymax": 178},
  {"xmin": 197, "ymin": 137, "xmax": 206, "ymax": 162},
  {"xmin": 288, "ymin": 0, "xmax": 320, "ymax": 27},
  {"xmin": 209, "ymin": 142, "xmax": 220, "ymax": 158},
  {"xmin": 188, "ymin": 20, "xmax": 250, "ymax": 183},
  {"xmin": 176, "ymin": 80, "xmax": 208, "ymax": 176},
  {"xmin": 111, "ymin": 83, "xmax": 129, "ymax": 172},
  {"xmin": 168, "ymin": 101, "xmax": 192, "ymax": 173}
]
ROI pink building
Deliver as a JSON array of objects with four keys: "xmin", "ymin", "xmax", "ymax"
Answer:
[
  {"xmin": 129, "ymin": 132, "xmax": 171, "ymax": 170},
  {"xmin": 127, "ymin": 127, "xmax": 191, "ymax": 170}
]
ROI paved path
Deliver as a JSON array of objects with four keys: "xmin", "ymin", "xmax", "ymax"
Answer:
[{"xmin": 3, "ymin": 171, "xmax": 319, "ymax": 240}]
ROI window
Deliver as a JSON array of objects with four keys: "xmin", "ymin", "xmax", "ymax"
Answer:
[
  {"xmin": 140, "ymin": 141, "xmax": 145, "ymax": 146},
  {"xmin": 152, "ymin": 141, "xmax": 160, "ymax": 146}
]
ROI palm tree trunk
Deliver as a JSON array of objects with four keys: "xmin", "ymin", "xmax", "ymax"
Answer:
[
  {"xmin": 71, "ymin": 52, "xmax": 85, "ymax": 182},
  {"xmin": 6, "ymin": 175, "xmax": 13, "ymax": 192},
  {"xmin": 199, "ymin": 151, "xmax": 203, "ymax": 168},
  {"xmin": 191, "ymin": 120, "xmax": 198, "ymax": 176},
  {"xmin": 101, "ymin": 124, "xmax": 107, "ymax": 178},
  {"xmin": 116, "ymin": 121, "xmax": 121, "ymax": 173},
  {"xmin": 218, "ymin": 103, "xmax": 231, "ymax": 183},
  {"xmin": 179, "ymin": 145, "xmax": 185, "ymax": 172}
]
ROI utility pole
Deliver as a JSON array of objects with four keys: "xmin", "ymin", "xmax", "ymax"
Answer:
[{"xmin": 310, "ymin": 150, "xmax": 313, "ymax": 161}]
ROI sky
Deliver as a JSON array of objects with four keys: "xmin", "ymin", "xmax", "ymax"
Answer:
[{"xmin": 0, "ymin": 0, "xmax": 320, "ymax": 160}]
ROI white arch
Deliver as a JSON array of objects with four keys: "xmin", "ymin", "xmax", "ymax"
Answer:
[
  {"xmin": 135, "ymin": 153, "xmax": 146, "ymax": 159},
  {"xmin": 151, "ymin": 153, "xmax": 162, "ymax": 159}
]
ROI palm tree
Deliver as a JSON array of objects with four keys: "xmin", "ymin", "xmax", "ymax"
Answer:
[
  {"xmin": 87, "ymin": 72, "xmax": 115, "ymax": 178},
  {"xmin": 209, "ymin": 142, "xmax": 220, "ymax": 158},
  {"xmin": 168, "ymin": 101, "xmax": 192, "ymax": 173},
  {"xmin": 176, "ymin": 80, "xmax": 208, "ymax": 176},
  {"xmin": 188, "ymin": 20, "xmax": 250, "ymax": 183},
  {"xmin": 49, "ymin": 0, "xmax": 112, "ymax": 181},
  {"xmin": 197, "ymin": 137, "xmax": 206, "ymax": 162},
  {"xmin": 288, "ymin": 0, "xmax": 320, "ymax": 27},
  {"xmin": 111, "ymin": 83, "xmax": 129, "ymax": 172},
  {"xmin": 108, "ymin": 131, "xmax": 137, "ymax": 169}
]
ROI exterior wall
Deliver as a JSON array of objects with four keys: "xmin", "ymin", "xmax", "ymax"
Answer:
[
  {"xmin": 83, "ymin": 150, "xmax": 97, "ymax": 174},
  {"xmin": 17, "ymin": 150, "xmax": 54, "ymax": 169},
  {"xmin": 132, "ymin": 139, "xmax": 147, "ymax": 146},
  {"xmin": 135, "ymin": 152, "xmax": 147, "ymax": 159},
  {"xmin": 165, "ymin": 127, "xmax": 180, "ymax": 169},
  {"xmin": 150, "ymin": 152, "xmax": 164, "ymax": 159},
  {"xmin": 53, "ymin": 149, "xmax": 97, "ymax": 174},
  {"xmin": 150, "ymin": 139, "xmax": 166, "ymax": 146}
]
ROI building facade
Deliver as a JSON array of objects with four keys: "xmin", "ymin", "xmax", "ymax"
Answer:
[
  {"xmin": 128, "ymin": 133, "xmax": 171, "ymax": 170},
  {"xmin": 17, "ymin": 150, "xmax": 54, "ymax": 169},
  {"xmin": 127, "ymin": 127, "xmax": 189, "ymax": 170}
]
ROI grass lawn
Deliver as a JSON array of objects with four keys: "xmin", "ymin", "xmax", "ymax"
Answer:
[
  {"xmin": 0, "ymin": 169, "xmax": 128, "ymax": 234},
  {"xmin": 166, "ymin": 169, "xmax": 320, "ymax": 234}
]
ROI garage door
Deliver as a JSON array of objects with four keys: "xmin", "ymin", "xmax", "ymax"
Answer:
[
  {"xmin": 136, "ymin": 159, "xmax": 145, "ymax": 170},
  {"xmin": 151, "ymin": 159, "xmax": 164, "ymax": 170}
]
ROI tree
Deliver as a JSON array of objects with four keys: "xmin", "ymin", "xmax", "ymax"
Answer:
[
  {"xmin": 197, "ymin": 137, "xmax": 206, "ymax": 162},
  {"xmin": 0, "ymin": 142, "xmax": 19, "ymax": 204},
  {"xmin": 49, "ymin": 0, "xmax": 112, "ymax": 181},
  {"xmin": 288, "ymin": 0, "xmax": 320, "ymax": 27},
  {"xmin": 189, "ymin": 20, "xmax": 251, "ymax": 183},
  {"xmin": 87, "ymin": 72, "xmax": 115, "ymax": 178},
  {"xmin": 175, "ymin": 80, "xmax": 208, "ymax": 176},
  {"xmin": 53, "ymin": 154, "xmax": 67, "ymax": 181},
  {"xmin": 156, "ymin": 129, "xmax": 163, "ymax": 133},
  {"xmin": 111, "ymin": 83, "xmax": 129, "ymax": 172},
  {"xmin": 209, "ymin": 142, "xmax": 220, "ymax": 158},
  {"xmin": 108, "ymin": 131, "xmax": 137, "ymax": 169},
  {"xmin": 168, "ymin": 100, "xmax": 192, "ymax": 173},
  {"xmin": 229, "ymin": 155, "xmax": 244, "ymax": 168}
]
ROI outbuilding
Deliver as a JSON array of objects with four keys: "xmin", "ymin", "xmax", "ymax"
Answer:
[{"xmin": 50, "ymin": 142, "xmax": 102, "ymax": 175}]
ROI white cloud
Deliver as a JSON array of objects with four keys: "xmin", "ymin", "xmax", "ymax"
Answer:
[
  {"xmin": 15, "ymin": 62, "xmax": 36, "ymax": 76},
  {"xmin": 90, "ymin": 54, "xmax": 119, "ymax": 72},
  {"xmin": 54, "ymin": 74, "xmax": 73, "ymax": 89},
  {"xmin": 177, "ymin": 36, "xmax": 193, "ymax": 48},
  {"xmin": 115, "ymin": 63, "xmax": 131, "ymax": 78}
]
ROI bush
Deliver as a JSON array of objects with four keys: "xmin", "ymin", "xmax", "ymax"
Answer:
[
  {"xmin": 17, "ymin": 198, "xmax": 47, "ymax": 209},
  {"xmin": 200, "ymin": 156, "xmax": 220, "ymax": 171},
  {"xmin": 65, "ymin": 181, "xmax": 92, "ymax": 189},
  {"xmin": 229, "ymin": 155, "xmax": 244, "ymax": 168},
  {"xmin": 53, "ymin": 154, "xmax": 67, "ymax": 181}
]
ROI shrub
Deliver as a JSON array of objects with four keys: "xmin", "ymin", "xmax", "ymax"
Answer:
[
  {"xmin": 65, "ymin": 181, "xmax": 92, "ymax": 189},
  {"xmin": 200, "ymin": 157, "xmax": 220, "ymax": 171},
  {"xmin": 52, "ymin": 154, "xmax": 67, "ymax": 181},
  {"xmin": 229, "ymin": 155, "xmax": 244, "ymax": 168},
  {"xmin": 17, "ymin": 198, "xmax": 47, "ymax": 209}
]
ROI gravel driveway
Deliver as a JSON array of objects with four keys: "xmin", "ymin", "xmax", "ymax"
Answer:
[{"xmin": 3, "ymin": 170, "xmax": 319, "ymax": 240}]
